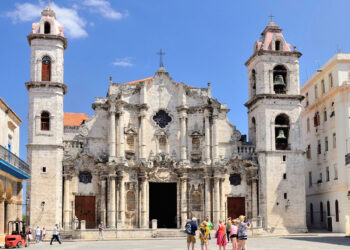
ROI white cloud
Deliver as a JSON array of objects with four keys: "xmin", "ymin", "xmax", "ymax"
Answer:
[
  {"xmin": 83, "ymin": 0, "xmax": 123, "ymax": 20},
  {"xmin": 113, "ymin": 57, "xmax": 133, "ymax": 67},
  {"xmin": 6, "ymin": 1, "xmax": 87, "ymax": 39}
]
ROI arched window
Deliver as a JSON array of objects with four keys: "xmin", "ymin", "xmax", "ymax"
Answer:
[
  {"xmin": 273, "ymin": 65, "xmax": 287, "ymax": 94},
  {"xmin": 310, "ymin": 203, "xmax": 314, "ymax": 224},
  {"xmin": 44, "ymin": 22, "xmax": 51, "ymax": 34},
  {"xmin": 41, "ymin": 56, "xmax": 51, "ymax": 81},
  {"xmin": 335, "ymin": 200, "xmax": 339, "ymax": 222},
  {"xmin": 275, "ymin": 114, "xmax": 289, "ymax": 150},
  {"xmin": 250, "ymin": 117, "xmax": 256, "ymax": 143},
  {"xmin": 159, "ymin": 136, "xmax": 167, "ymax": 153},
  {"xmin": 41, "ymin": 111, "xmax": 50, "ymax": 131},
  {"xmin": 251, "ymin": 69, "xmax": 256, "ymax": 96},
  {"xmin": 192, "ymin": 137, "xmax": 200, "ymax": 150},
  {"xmin": 126, "ymin": 191, "xmax": 136, "ymax": 211},
  {"xmin": 126, "ymin": 135, "xmax": 135, "ymax": 151},
  {"xmin": 192, "ymin": 191, "xmax": 201, "ymax": 211},
  {"xmin": 320, "ymin": 202, "xmax": 324, "ymax": 222},
  {"xmin": 275, "ymin": 40, "xmax": 281, "ymax": 51},
  {"xmin": 327, "ymin": 201, "xmax": 330, "ymax": 216}
]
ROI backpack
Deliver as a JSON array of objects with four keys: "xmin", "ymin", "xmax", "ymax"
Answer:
[{"xmin": 185, "ymin": 222, "xmax": 192, "ymax": 234}]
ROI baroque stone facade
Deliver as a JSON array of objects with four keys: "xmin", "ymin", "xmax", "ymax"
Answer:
[{"xmin": 26, "ymin": 7, "xmax": 306, "ymax": 234}]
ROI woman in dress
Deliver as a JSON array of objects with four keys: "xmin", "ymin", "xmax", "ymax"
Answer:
[
  {"xmin": 229, "ymin": 219, "xmax": 238, "ymax": 250},
  {"xmin": 216, "ymin": 220, "xmax": 227, "ymax": 250},
  {"xmin": 237, "ymin": 215, "xmax": 251, "ymax": 250}
]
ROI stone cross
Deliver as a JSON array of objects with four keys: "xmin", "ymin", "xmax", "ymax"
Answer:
[
  {"xmin": 157, "ymin": 49, "xmax": 166, "ymax": 67},
  {"xmin": 268, "ymin": 14, "xmax": 275, "ymax": 22}
]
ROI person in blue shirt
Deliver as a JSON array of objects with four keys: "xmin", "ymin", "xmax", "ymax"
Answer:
[{"xmin": 185, "ymin": 217, "xmax": 198, "ymax": 250}]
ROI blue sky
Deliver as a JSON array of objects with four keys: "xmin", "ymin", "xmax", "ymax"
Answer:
[{"xmin": 1, "ymin": 0, "xmax": 350, "ymax": 161}]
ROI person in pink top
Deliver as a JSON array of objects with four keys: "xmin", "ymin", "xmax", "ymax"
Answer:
[
  {"xmin": 229, "ymin": 219, "xmax": 238, "ymax": 250},
  {"xmin": 216, "ymin": 220, "xmax": 227, "ymax": 250}
]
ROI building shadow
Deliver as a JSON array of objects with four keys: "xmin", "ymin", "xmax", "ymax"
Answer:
[{"xmin": 282, "ymin": 236, "xmax": 350, "ymax": 247}]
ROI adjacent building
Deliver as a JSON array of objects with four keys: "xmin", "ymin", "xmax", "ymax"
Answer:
[
  {"xmin": 0, "ymin": 97, "xmax": 30, "ymax": 242},
  {"xmin": 26, "ymin": 5, "xmax": 306, "ymax": 236},
  {"xmin": 301, "ymin": 53, "xmax": 350, "ymax": 233}
]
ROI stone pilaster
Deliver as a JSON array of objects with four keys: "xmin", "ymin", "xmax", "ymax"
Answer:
[
  {"xmin": 109, "ymin": 105, "xmax": 116, "ymax": 161},
  {"xmin": 139, "ymin": 173, "xmax": 148, "ymax": 228},
  {"xmin": 180, "ymin": 111, "xmax": 187, "ymax": 161},
  {"xmin": 213, "ymin": 176, "xmax": 220, "ymax": 225},
  {"xmin": 118, "ymin": 173, "xmax": 125, "ymax": 227},
  {"xmin": 204, "ymin": 110, "xmax": 211, "ymax": 164},
  {"xmin": 212, "ymin": 109, "xmax": 219, "ymax": 162},
  {"xmin": 140, "ymin": 110, "xmax": 147, "ymax": 159},
  {"xmin": 100, "ymin": 176, "xmax": 107, "ymax": 226},
  {"xmin": 252, "ymin": 179, "xmax": 258, "ymax": 219},
  {"xmin": 107, "ymin": 174, "xmax": 116, "ymax": 228},
  {"xmin": 118, "ymin": 108, "xmax": 125, "ymax": 160},
  {"xmin": 63, "ymin": 174, "xmax": 72, "ymax": 230},
  {"xmin": 204, "ymin": 176, "xmax": 211, "ymax": 219},
  {"xmin": 180, "ymin": 175, "xmax": 188, "ymax": 227},
  {"xmin": 220, "ymin": 178, "xmax": 225, "ymax": 221}
]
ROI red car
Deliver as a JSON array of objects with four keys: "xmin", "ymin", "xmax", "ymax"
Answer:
[{"xmin": 5, "ymin": 221, "xmax": 29, "ymax": 248}]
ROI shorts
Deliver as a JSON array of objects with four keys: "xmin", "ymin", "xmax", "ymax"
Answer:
[
  {"xmin": 187, "ymin": 234, "xmax": 196, "ymax": 244},
  {"xmin": 230, "ymin": 234, "xmax": 238, "ymax": 238},
  {"xmin": 238, "ymin": 235, "xmax": 248, "ymax": 240},
  {"xmin": 200, "ymin": 238, "xmax": 208, "ymax": 245}
]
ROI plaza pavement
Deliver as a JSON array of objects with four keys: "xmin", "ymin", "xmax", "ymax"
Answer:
[{"xmin": 27, "ymin": 235, "xmax": 350, "ymax": 250}]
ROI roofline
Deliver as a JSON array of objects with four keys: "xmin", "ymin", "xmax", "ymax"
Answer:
[
  {"xmin": 0, "ymin": 97, "xmax": 22, "ymax": 125},
  {"xmin": 27, "ymin": 34, "xmax": 67, "ymax": 50},
  {"xmin": 301, "ymin": 53, "xmax": 350, "ymax": 93},
  {"xmin": 245, "ymin": 50, "xmax": 302, "ymax": 66}
]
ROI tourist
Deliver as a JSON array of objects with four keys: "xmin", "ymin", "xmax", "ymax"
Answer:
[
  {"xmin": 199, "ymin": 221, "xmax": 210, "ymax": 250},
  {"xmin": 237, "ymin": 215, "xmax": 251, "ymax": 250},
  {"xmin": 35, "ymin": 226, "xmax": 41, "ymax": 243},
  {"xmin": 26, "ymin": 227, "xmax": 33, "ymax": 243},
  {"xmin": 226, "ymin": 218, "xmax": 232, "ymax": 242},
  {"xmin": 216, "ymin": 220, "xmax": 227, "ymax": 250},
  {"xmin": 98, "ymin": 222, "xmax": 104, "ymax": 240},
  {"xmin": 50, "ymin": 224, "xmax": 62, "ymax": 245},
  {"xmin": 230, "ymin": 219, "xmax": 238, "ymax": 250},
  {"xmin": 42, "ymin": 227, "xmax": 46, "ymax": 241},
  {"xmin": 185, "ymin": 217, "xmax": 198, "ymax": 250},
  {"xmin": 205, "ymin": 216, "xmax": 213, "ymax": 240}
]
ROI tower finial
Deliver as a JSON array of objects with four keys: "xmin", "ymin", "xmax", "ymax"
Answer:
[
  {"xmin": 268, "ymin": 13, "xmax": 275, "ymax": 22},
  {"xmin": 157, "ymin": 49, "xmax": 166, "ymax": 68}
]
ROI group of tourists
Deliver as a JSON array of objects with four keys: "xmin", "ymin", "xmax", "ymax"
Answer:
[
  {"xmin": 25, "ymin": 224, "xmax": 61, "ymax": 245},
  {"xmin": 185, "ymin": 215, "xmax": 251, "ymax": 250}
]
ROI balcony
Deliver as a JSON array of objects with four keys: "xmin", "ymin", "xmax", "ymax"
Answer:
[{"xmin": 0, "ymin": 145, "xmax": 30, "ymax": 179}]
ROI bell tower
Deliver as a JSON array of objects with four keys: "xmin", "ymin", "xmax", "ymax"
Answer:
[
  {"xmin": 245, "ymin": 21, "xmax": 307, "ymax": 233},
  {"xmin": 26, "ymin": 6, "xmax": 67, "ymax": 227}
]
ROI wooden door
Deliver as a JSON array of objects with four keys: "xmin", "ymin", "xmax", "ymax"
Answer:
[
  {"xmin": 227, "ymin": 197, "xmax": 245, "ymax": 219},
  {"xmin": 75, "ymin": 196, "xmax": 96, "ymax": 229}
]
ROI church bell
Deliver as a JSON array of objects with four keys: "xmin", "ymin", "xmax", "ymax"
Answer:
[
  {"xmin": 273, "ymin": 74, "xmax": 286, "ymax": 87},
  {"xmin": 276, "ymin": 129, "xmax": 287, "ymax": 139}
]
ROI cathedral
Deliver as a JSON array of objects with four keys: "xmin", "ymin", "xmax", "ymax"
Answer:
[{"xmin": 26, "ymin": 7, "xmax": 307, "ymax": 235}]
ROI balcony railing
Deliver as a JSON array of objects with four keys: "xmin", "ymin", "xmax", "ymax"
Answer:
[{"xmin": 0, "ymin": 145, "xmax": 31, "ymax": 176}]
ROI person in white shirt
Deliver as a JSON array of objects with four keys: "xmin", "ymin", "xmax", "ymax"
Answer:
[
  {"xmin": 35, "ymin": 226, "xmax": 41, "ymax": 243},
  {"xmin": 50, "ymin": 224, "xmax": 62, "ymax": 245}
]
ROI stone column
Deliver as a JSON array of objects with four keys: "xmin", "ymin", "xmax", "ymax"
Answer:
[
  {"xmin": 118, "ymin": 174, "xmax": 125, "ymax": 227},
  {"xmin": 220, "ymin": 178, "xmax": 225, "ymax": 221},
  {"xmin": 180, "ymin": 176, "xmax": 188, "ymax": 227},
  {"xmin": 213, "ymin": 176, "xmax": 220, "ymax": 225},
  {"xmin": 5, "ymin": 201, "xmax": 12, "ymax": 231},
  {"xmin": 180, "ymin": 111, "xmax": 187, "ymax": 161},
  {"xmin": 212, "ymin": 109, "xmax": 219, "ymax": 162},
  {"xmin": 118, "ymin": 108, "xmax": 125, "ymax": 160},
  {"xmin": 0, "ymin": 198, "xmax": 5, "ymax": 236},
  {"xmin": 139, "ymin": 174, "xmax": 148, "ymax": 228},
  {"xmin": 252, "ymin": 179, "xmax": 258, "ymax": 219},
  {"xmin": 140, "ymin": 110, "xmax": 147, "ymax": 159},
  {"xmin": 107, "ymin": 175, "xmax": 116, "ymax": 228},
  {"xmin": 204, "ymin": 177, "xmax": 211, "ymax": 219},
  {"xmin": 204, "ymin": 110, "xmax": 211, "ymax": 164},
  {"xmin": 100, "ymin": 177, "xmax": 107, "ymax": 226},
  {"xmin": 63, "ymin": 174, "xmax": 71, "ymax": 230},
  {"xmin": 109, "ymin": 106, "xmax": 116, "ymax": 160}
]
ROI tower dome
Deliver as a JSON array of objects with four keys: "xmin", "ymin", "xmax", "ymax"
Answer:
[{"xmin": 30, "ymin": 6, "xmax": 64, "ymax": 37}]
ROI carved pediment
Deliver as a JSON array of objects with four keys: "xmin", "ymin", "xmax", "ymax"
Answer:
[
  {"xmin": 124, "ymin": 122, "xmax": 138, "ymax": 135},
  {"xmin": 152, "ymin": 152, "xmax": 176, "ymax": 168}
]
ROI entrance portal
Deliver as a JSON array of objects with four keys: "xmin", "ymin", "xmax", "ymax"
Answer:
[
  {"xmin": 227, "ymin": 197, "xmax": 245, "ymax": 219},
  {"xmin": 75, "ymin": 196, "xmax": 96, "ymax": 229},
  {"xmin": 149, "ymin": 183, "xmax": 177, "ymax": 228}
]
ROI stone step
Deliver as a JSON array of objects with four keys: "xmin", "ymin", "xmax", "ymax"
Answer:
[{"xmin": 156, "ymin": 229, "xmax": 186, "ymax": 238}]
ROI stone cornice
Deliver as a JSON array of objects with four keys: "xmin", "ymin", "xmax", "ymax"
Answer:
[
  {"xmin": 245, "ymin": 94, "xmax": 304, "ymax": 108},
  {"xmin": 25, "ymin": 81, "xmax": 67, "ymax": 95},
  {"xmin": 245, "ymin": 50, "xmax": 302, "ymax": 66},
  {"xmin": 27, "ymin": 34, "xmax": 68, "ymax": 50}
]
